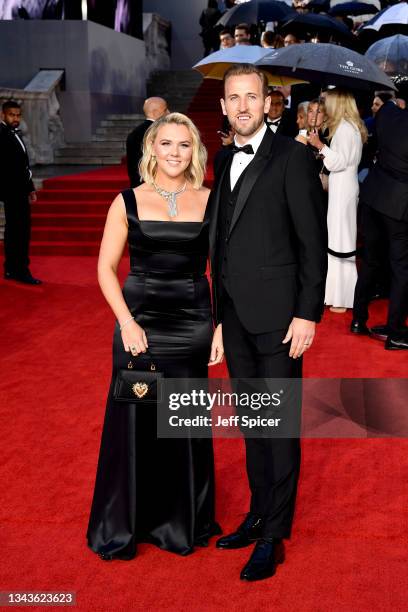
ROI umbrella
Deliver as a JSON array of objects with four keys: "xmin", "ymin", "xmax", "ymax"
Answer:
[
  {"xmin": 193, "ymin": 45, "xmax": 307, "ymax": 86},
  {"xmin": 306, "ymin": 0, "xmax": 331, "ymax": 13},
  {"xmin": 217, "ymin": 0, "xmax": 296, "ymax": 27},
  {"xmin": 329, "ymin": 2, "xmax": 379, "ymax": 17},
  {"xmin": 365, "ymin": 34, "xmax": 408, "ymax": 76},
  {"xmin": 280, "ymin": 13, "xmax": 355, "ymax": 42},
  {"xmin": 362, "ymin": 1, "xmax": 408, "ymax": 32},
  {"xmin": 256, "ymin": 42, "xmax": 397, "ymax": 90}
]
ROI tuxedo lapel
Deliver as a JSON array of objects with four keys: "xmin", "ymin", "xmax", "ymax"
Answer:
[
  {"xmin": 228, "ymin": 128, "xmax": 277, "ymax": 238},
  {"xmin": 209, "ymin": 152, "xmax": 232, "ymax": 258}
]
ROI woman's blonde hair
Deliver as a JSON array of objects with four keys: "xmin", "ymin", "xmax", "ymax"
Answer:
[
  {"xmin": 138, "ymin": 112, "xmax": 207, "ymax": 189},
  {"xmin": 324, "ymin": 89, "xmax": 368, "ymax": 144},
  {"xmin": 306, "ymin": 98, "xmax": 326, "ymax": 131}
]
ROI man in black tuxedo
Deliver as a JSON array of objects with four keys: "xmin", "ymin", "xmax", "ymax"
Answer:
[
  {"xmin": 0, "ymin": 100, "xmax": 41, "ymax": 284},
  {"xmin": 351, "ymin": 100, "xmax": 408, "ymax": 350},
  {"xmin": 266, "ymin": 90, "xmax": 298, "ymax": 138},
  {"xmin": 126, "ymin": 97, "xmax": 168, "ymax": 187},
  {"xmin": 209, "ymin": 64, "xmax": 327, "ymax": 581}
]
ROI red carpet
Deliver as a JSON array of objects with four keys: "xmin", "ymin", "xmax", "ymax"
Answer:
[{"xmin": 1, "ymin": 257, "xmax": 407, "ymax": 611}]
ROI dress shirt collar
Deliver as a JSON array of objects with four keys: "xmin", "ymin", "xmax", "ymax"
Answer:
[{"xmin": 233, "ymin": 122, "xmax": 267, "ymax": 157}]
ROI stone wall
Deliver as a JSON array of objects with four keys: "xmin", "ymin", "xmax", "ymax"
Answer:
[{"xmin": 0, "ymin": 20, "xmax": 147, "ymax": 142}]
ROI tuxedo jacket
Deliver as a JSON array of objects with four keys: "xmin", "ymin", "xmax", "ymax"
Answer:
[
  {"xmin": 126, "ymin": 119, "xmax": 152, "ymax": 188},
  {"xmin": 267, "ymin": 109, "xmax": 298, "ymax": 138},
  {"xmin": 0, "ymin": 122, "xmax": 34, "ymax": 200},
  {"xmin": 360, "ymin": 102, "xmax": 408, "ymax": 222},
  {"xmin": 209, "ymin": 127, "xmax": 328, "ymax": 334}
]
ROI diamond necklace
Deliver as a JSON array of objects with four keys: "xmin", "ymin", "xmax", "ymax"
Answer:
[{"xmin": 152, "ymin": 180, "xmax": 187, "ymax": 218}]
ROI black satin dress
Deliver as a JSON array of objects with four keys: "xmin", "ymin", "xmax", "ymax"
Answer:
[{"xmin": 86, "ymin": 188, "xmax": 221, "ymax": 558}]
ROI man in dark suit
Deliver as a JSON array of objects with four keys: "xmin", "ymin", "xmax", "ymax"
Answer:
[
  {"xmin": 351, "ymin": 100, "xmax": 408, "ymax": 350},
  {"xmin": 0, "ymin": 100, "xmax": 41, "ymax": 284},
  {"xmin": 266, "ymin": 90, "xmax": 298, "ymax": 138},
  {"xmin": 209, "ymin": 64, "xmax": 327, "ymax": 581},
  {"xmin": 126, "ymin": 97, "xmax": 168, "ymax": 188}
]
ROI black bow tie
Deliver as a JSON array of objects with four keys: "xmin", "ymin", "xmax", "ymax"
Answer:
[
  {"xmin": 231, "ymin": 144, "xmax": 254, "ymax": 155},
  {"xmin": 11, "ymin": 128, "xmax": 22, "ymax": 135},
  {"xmin": 268, "ymin": 119, "xmax": 281, "ymax": 126}
]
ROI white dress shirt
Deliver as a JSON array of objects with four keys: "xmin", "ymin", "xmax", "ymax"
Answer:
[
  {"xmin": 230, "ymin": 122, "xmax": 268, "ymax": 190},
  {"xmin": 267, "ymin": 117, "xmax": 281, "ymax": 133}
]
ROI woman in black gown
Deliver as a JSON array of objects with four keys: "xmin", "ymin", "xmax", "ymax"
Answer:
[{"xmin": 87, "ymin": 113, "xmax": 224, "ymax": 559}]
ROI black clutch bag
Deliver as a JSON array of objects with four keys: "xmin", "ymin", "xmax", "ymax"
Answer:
[{"xmin": 113, "ymin": 351, "xmax": 162, "ymax": 403}]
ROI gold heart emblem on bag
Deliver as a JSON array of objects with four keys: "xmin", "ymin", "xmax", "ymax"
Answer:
[{"xmin": 132, "ymin": 382, "xmax": 149, "ymax": 399}]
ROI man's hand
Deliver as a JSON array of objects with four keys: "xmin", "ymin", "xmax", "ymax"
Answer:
[
  {"xmin": 282, "ymin": 317, "xmax": 316, "ymax": 359},
  {"xmin": 29, "ymin": 191, "xmax": 37, "ymax": 203}
]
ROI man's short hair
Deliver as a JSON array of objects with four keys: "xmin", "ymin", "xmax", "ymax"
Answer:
[
  {"xmin": 268, "ymin": 89, "xmax": 285, "ymax": 101},
  {"xmin": 2, "ymin": 99, "xmax": 21, "ymax": 112},
  {"xmin": 261, "ymin": 31, "xmax": 275, "ymax": 46},
  {"xmin": 220, "ymin": 28, "xmax": 232, "ymax": 37},
  {"xmin": 223, "ymin": 64, "xmax": 269, "ymax": 98},
  {"xmin": 234, "ymin": 23, "xmax": 250, "ymax": 36},
  {"xmin": 375, "ymin": 92, "xmax": 394, "ymax": 104}
]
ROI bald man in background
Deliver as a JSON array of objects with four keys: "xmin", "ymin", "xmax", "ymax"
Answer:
[{"xmin": 126, "ymin": 97, "xmax": 169, "ymax": 187}]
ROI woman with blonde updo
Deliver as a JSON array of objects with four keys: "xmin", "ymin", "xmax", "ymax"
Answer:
[
  {"xmin": 87, "ymin": 112, "xmax": 222, "ymax": 561},
  {"xmin": 309, "ymin": 89, "xmax": 368, "ymax": 312}
]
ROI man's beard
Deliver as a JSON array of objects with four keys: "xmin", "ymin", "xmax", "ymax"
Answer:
[{"xmin": 230, "ymin": 114, "xmax": 264, "ymax": 138}]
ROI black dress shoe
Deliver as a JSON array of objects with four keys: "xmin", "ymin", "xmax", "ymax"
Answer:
[
  {"xmin": 216, "ymin": 513, "xmax": 263, "ymax": 549},
  {"xmin": 385, "ymin": 334, "xmax": 408, "ymax": 350},
  {"xmin": 240, "ymin": 538, "xmax": 285, "ymax": 582},
  {"xmin": 4, "ymin": 272, "xmax": 42, "ymax": 285},
  {"xmin": 350, "ymin": 320, "xmax": 369, "ymax": 335},
  {"xmin": 370, "ymin": 324, "xmax": 391, "ymax": 342}
]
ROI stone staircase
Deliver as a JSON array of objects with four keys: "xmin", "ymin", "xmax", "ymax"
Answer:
[
  {"xmin": 53, "ymin": 113, "xmax": 145, "ymax": 165},
  {"xmin": 52, "ymin": 70, "xmax": 203, "ymax": 165}
]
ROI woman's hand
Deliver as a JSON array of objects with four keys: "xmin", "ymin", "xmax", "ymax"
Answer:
[
  {"xmin": 307, "ymin": 129, "xmax": 323, "ymax": 150},
  {"xmin": 208, "ymin": 324, "xmax": 224, "ymax": 366},
  {"xmin": 295, "ymin": 134, "xmax": 308, "ymax": 145},
  {"xmin": 121, "ymin": 320, "xmax": 148, "ymax": 356}
]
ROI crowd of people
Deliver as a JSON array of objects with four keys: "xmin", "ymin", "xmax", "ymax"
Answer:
[{"xmin": 196, "ymin": 0, "xmax": 408, "ymax": 351}]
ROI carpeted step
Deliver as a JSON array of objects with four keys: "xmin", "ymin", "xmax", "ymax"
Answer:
[
  {"xmin": 37, "ymin": 189, "xmax": 117, "ymax": 202},
  {"xmin": 32, "ymin": 226, "xmax": 104, "ymax": 242},
  {"xmin": 32, "ymin": 213, "xmax": 107, "ymax": 228},
  {"xmin": 33, "ymin": 200, "xmax": 111, "ymax": 214},
  {"xmin": 29, "ymin": 241, "xmax": 100, "ymax": 255},
  {"xmin": 42, "ymin": 178, "xmax": 128, "ymax": 191}
]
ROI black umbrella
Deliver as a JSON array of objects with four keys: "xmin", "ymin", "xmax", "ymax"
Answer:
[
  {"xmin": 256, "ymin": 42, "xmax": 397, "ymax": 90},
  {"xmin": 306, "ymin": 0, "xmax": 331, "ymax": 13},
  {"xmin": 365, "ymin": 34, "xmax": 408, "ymax": 77},
  {"xmin": 217, "ymin": 0, "xmax": 296, "ymax": 27},
  {"xmin": 329, "ymin": 2, "xmax": 379, "ymax": 17},
  {"xmin": 280, "ymin": 13, "xmax": 354, "ymax": 42}
]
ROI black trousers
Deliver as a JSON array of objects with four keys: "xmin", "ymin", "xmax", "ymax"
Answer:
[
  {"xmin": 222, "ymin": 292, "xmax": 301, "ymax": 539},
  {"xmin": 353, "ymin": 204, "xmax": 408, "ymax": 333},
  {"xmin": 3, "ymin": 193, "xmax": 31, "ymax": 276}
]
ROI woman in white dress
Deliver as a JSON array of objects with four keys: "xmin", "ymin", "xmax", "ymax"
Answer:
[{"xmin": 309, "ymin": 89, "xmax": 368, "ymax": 313}]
